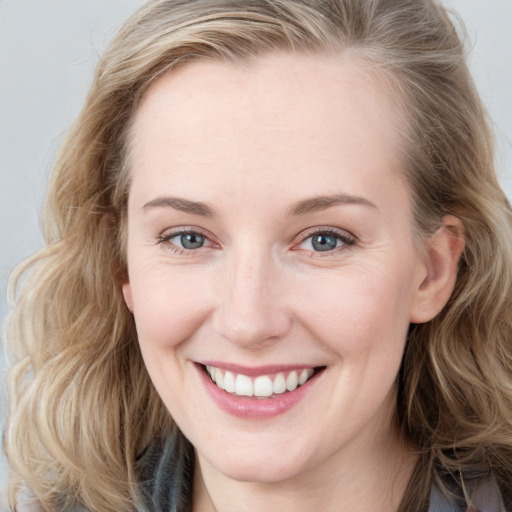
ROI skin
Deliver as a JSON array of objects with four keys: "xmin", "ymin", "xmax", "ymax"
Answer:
[{"xmin": 122, "ymin": 53, "xmax": 463, "ymax": 512}]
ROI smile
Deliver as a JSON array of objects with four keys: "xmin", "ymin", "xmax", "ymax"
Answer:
[
  {"xmin": 204, "ymin": 365, "xmax": 317, "ymax": 398},
  {"xmin": 197, "ymin": 363, "xmax": 325, "ymax": 418}
]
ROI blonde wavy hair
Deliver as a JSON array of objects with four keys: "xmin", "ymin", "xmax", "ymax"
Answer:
[{"xmin": 4, "ymin": 0, "xmax": 512, "ymax": 510}]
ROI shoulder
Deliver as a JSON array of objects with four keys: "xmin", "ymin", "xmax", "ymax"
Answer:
[
  {"xmin": 429, "ymin": 478, "xmax": 507, "ymax": 512},
  {"xmin": 16, "ymin": 434, "xmax": 194, "ymax": 512}
]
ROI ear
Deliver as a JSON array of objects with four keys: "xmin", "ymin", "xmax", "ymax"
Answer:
[
  {"xmin": 121, "ymin": 280, "xmax": 134, "ymax": 313},
  {"xmin": 409, "ymin": 215, "xmax": 465, "ymax": 324}
]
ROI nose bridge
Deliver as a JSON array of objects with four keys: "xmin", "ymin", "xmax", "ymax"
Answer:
[{"xmin": 214, "ymin": 242, "xmax": 290, "ymax": 347}]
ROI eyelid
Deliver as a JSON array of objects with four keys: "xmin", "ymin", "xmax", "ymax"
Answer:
[
  {"xmin": 294, "ymin": 226, "xmax": 357, "ymax": 252},
  {"xmin": 157, "ymin": 226, "xmax": 218, "ymax": 253},
  {"xmin": 155, "ymin": 225, "xmax": 356, "ymax": 256}
]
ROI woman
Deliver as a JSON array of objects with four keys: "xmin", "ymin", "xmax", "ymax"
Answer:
[{"xmin": 4, "ymin": 0, "xmax": 512, "ymax": 510}]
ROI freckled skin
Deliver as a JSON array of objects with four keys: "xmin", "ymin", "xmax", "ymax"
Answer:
[{"xmin": 122, "ymin": 53, "xmax": 452, "ymax": 511}]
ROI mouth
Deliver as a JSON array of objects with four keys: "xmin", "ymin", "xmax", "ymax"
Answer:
[{"xmin": 202, "ymin": 364, "xmax": 324, "ymax": 399}]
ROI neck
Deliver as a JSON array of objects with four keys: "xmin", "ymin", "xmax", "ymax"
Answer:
[{"xmin": 192, "ymin": 421, "xmax": 418, "ymax": 512}]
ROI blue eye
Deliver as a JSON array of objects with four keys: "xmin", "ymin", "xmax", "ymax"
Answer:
[
  {"xmin": 179, "ymin": 232, "xmax": 205, "ymax": 249},
  {"xmin": 159, "ymin": 229, "xmax": 211, "ymax": 252},
  {"xmin": 310, "ymin": 233, "xmax": 339, "ymax": 251},
  {"xmin": 299, "ymin": 229, "xmax": 354, "ymax": 253}
]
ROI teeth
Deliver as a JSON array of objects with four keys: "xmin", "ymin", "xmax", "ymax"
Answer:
[
  {"xmin": 299, "ymin": 368, "xmax": 313, "ymax": 385},
  {"xmin": 253, "ymin": 376, "xmax": 273, "ymax": 397},
  {"xmin": 214, "ymin": 368, "xmax": 225, "ymax": 390},
  {"xmin": 286, "ymin": 371, "xmax": 298, "ymax": 391},
  {"xmin": 273, "ymin": 373, "xmax": 286, "ymax": 394},
  {"xmin": 224, "ymin": 371, "xmax": 236, "ymax": 393},
  {"xmin": 206, "ymin": 365, "xmax": 316, "ymax": 398},
  {"xmin": 235, "ymin": 374, "xmax": 253, "ymax": 396}
]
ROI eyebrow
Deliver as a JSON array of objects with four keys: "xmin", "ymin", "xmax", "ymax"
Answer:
[
  {"xmin": 287, "ymin": 194, "xmax": 377, "ymax": 216},
  {"xmin": 143, "ymin": 197, "xmax": 213, "ymax": 216},
  {"xmin": 142, "ymin": 193, "xmax": 376, "ymax": 217}
]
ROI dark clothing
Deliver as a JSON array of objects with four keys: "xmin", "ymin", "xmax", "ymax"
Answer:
[
  {"xmin": 40, "ymin": 433, "xmax": 504, "ymax": 511},
  {"xmin": 135, "ymin": 432, "xmax": 194, "ymax": 512},
  {"xmin": 134, "ymin": 434, "xmax": 507, "ymax": 512}
]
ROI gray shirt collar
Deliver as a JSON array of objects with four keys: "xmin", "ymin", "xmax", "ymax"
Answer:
[{"xmin": 429, "ymin": 478, "xmax": 506, "ymax": 512}]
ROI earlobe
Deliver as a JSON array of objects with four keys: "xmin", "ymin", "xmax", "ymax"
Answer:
[
  {"xmin": 122, "ymin": 281, "xmax": 134, "ymax": 313},
  {"xmin": 409, "ymin": 215, "xmax": 465, "ymax": 324}
]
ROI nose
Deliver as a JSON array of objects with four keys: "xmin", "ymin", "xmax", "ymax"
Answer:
[{"xmin": 213, "ymin": 247, "xmax": 292, "ymax": 348}]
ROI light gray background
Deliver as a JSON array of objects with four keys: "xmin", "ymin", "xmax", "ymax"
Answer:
[
  {"xmin": 2, "ymin": 1, "xmax": 512, "ymax": 322},
  {"xmin": 0, "ymin": 0, "xmax": 511, "ymax": 504}
]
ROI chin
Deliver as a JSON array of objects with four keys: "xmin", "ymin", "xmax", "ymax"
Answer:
[
  {"xmin": 200, "ymin": 444, "xmax": 312, "ymax": 484},
  {"xmin": 218, "ymin": 462, "xmax": 300, "ymax": 484}
]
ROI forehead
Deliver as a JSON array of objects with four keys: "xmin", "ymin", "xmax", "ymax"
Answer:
[{"xmin": 128, "ymin": 52, "xmax": 408, "ymax": 210}]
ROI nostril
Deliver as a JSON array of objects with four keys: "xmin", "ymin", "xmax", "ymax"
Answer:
[{"xmin": 212, "ymin": 302, "xmax": 293, "ymax": 348}]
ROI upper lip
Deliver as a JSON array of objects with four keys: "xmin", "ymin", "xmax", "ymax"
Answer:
[{"xmin": 197, "ymin": 361, "xmax": 323, "ymax": 377}]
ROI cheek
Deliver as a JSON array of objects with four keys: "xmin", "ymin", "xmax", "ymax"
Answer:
[
  {"xmin": 297, "ymin": 265, "xmax": 414, "ymax": 358},
  {"xmin": 127, "ymin": 267, "xmax": 216, "ymax": 419},
  {"xmin": 128, "ymin": 264, "xmax": 214, "ymax": 351}
]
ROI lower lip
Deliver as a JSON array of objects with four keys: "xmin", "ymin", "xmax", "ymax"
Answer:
[{"xmin": 196, "ymin": 364, "xmax": 323, "ymax": 419}]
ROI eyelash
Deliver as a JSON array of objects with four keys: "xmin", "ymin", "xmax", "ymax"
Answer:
[
  {"xmin": 157, "ymin": 228, "xmax": 215, "ymax": 256},
  {"xmin": 295, "ymin": 227, "xmax": 357, "ymax": 255},
  {"xmin": 157, "ymin": 226, "xmax": 357, "ymax": 256}
]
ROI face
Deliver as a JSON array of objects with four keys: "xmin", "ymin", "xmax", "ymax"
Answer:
[{"xmin": 122, "ymin": 53, "xmax": 430, "ymax": 484}]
